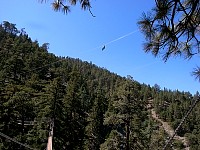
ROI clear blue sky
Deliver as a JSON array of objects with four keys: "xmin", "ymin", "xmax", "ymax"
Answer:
[{"xmin": 0, "ymin": 0, "xmax": 199, "ymax": 94}]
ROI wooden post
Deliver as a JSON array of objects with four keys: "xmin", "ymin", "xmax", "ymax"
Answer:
[{"xmin": 47, "ymin": 119, "xmax": 54, "ymax": 150}]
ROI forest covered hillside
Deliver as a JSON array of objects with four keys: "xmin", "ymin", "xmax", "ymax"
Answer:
[{"xmin": 0, "ymin": 21, "xmax": 200, "ymax": 150}]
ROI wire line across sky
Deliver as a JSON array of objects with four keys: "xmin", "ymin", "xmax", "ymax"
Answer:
[{"xmin": 29, "ymin": 29, "xmax": 157, "ymax": 74}]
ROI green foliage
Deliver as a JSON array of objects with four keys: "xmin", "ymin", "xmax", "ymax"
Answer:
[
  {"xmin": 100, "ymin": 130, "xmax": 125, "ymax": 150},
  {"xmin": 138, "ymin": 0, "xmax": 200, "ymax": 81},
  {"xmin": 40, "ymin": 0, "xmax": 92, "ymax": 15},
  {"xmin": 153, "ymin": 89, "xmax": 200, "ymax": 149},
  {"xmin": 84, "ymin": 89, "xmax": 107, "ymax": 150},
  {"xmin": 103, "ymin": 77, "xmax": 149, "ymax": 149},
  {"xmin": 138, "ymin": 0, "xmax": 200, "ymax": 60},
  {"xmin": 173, "ymin": 140, "xmax": 185, "ymax": 150},
  {"xmin": 0, "ymin": 21, "xmax": 199, "ymax": 149}
]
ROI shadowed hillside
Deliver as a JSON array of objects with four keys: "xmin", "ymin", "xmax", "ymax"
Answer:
[{"xmin": 0, "ymin": 21, "xmax": 199, "ymax": 150}]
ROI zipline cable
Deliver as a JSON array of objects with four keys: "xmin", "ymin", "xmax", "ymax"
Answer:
[
  {"xmin": 0, "ymin": 30, "xmax": 140, "ymax": 149},
  {"xmin": 104, "ymin": 29, "xmax": 139, "ymax": 46},
  {"xmin": 0, "ymin": 132, "xmax": 37, "ymax": 150},
  {"xmin": 163, "ymin": 96, "xmax": 200, "ymax": 150},
  {"xmin": 90, "ymin": 29, "xmax": 139, "ymax": 51},
  {"xmin": 3, "ymin": 27, "xmax": 198, "ymax": 149},
  {"xmin": 2, "ymin": 28, "xmax": 139, "ymax": 150},
  {"xmin": 29, "ymin": 30, "xmax": 140, "ymax": 72}
]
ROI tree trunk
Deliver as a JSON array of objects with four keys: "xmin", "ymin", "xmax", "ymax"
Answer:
[{"xmin": 126, "ymin": 121, "xmax": 130, "ymax": 150}]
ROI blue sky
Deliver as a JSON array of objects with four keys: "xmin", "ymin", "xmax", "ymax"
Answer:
[{"xmin": 0, "ymin": 0, "xmax": 199, "ymax": 94}]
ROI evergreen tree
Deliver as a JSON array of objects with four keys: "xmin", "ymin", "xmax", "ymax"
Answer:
[
  {"xmin": 1, "ymin": 21, "xmax": 200, "ymax": 149},
  {"xmin": 103, "ymin": 76, "xmax": 147, "ymax": 150},
  {"xmin": 40, "ymin": 0, "xmax": 92, "ymax": 15},
  {"xmin": 138, "ymin": 0, "xmax": 200, "ymax": 79},
  {"xmin": 31, "ymin": 77, "xmax": 66, "ymax": 149},
  {"xmin": 100, "ymin": 130, "xmax": 126, "ymax": 150},
  {"xmin": 62, "ymin": 70, "xmax": 88, "ymax": 149},
  {"xmin": 84, "ymin": 89, "xmax": 107, "ymax": 150}
]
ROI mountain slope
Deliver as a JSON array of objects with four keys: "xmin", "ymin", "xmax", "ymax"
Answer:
[{"xmin": 0, "ymin": 21, "xmax": 199, "ymax": 150}]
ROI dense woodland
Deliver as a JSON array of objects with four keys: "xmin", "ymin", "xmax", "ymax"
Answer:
[{"xmin": 0, "ymin": 21, "xmax": 200, "ymax": 150}]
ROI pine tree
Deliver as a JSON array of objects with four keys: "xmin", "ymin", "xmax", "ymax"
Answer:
[
  {"xmin": 138, "ymin": 0, "xmax": 200, "ymax": 80},
  {"xmin": 31, "ymin": 77, "xmax": 66, "ymax": 149},
  {"xmin": 84, "ymin": 89, "xmax": 107, "ymax": 150},
  {"xmin": 62, "ymin": 70, "xmax": 88, "ymax": 149},
  {"xmin": 100, "ymin": 130, "xmax": 126, "ymax": 150},
  {"xmin": 39, "ymin": 0, "xmax": 92, "ymax": 15},
  {"xmin": 103, "ymin": 76, "xmax": 146, "ymax": 150}
]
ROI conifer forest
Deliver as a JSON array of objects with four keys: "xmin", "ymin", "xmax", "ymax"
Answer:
[{"xmin": 1, "ymin": 21, "xmax": 200, "ymax": 150}]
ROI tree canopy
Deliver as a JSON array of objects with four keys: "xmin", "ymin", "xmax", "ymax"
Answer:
[
  {"xmin": 2, "ymin": 21, "xmax": 200, "ymax": 149},
  {"xmin": 40, "ymin": 0, "xmax": 94, "ymax": 15},
  {"xmin": 39, "ymin": 0, "xmax": 200, "ymax": 61},
  {"xmin": 40, "ymin": 0, "xmax": 200, "ymax": 79},
  {"xmin": 138, "ymin": 0, "xmax": 200, "ymax": 78}
]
